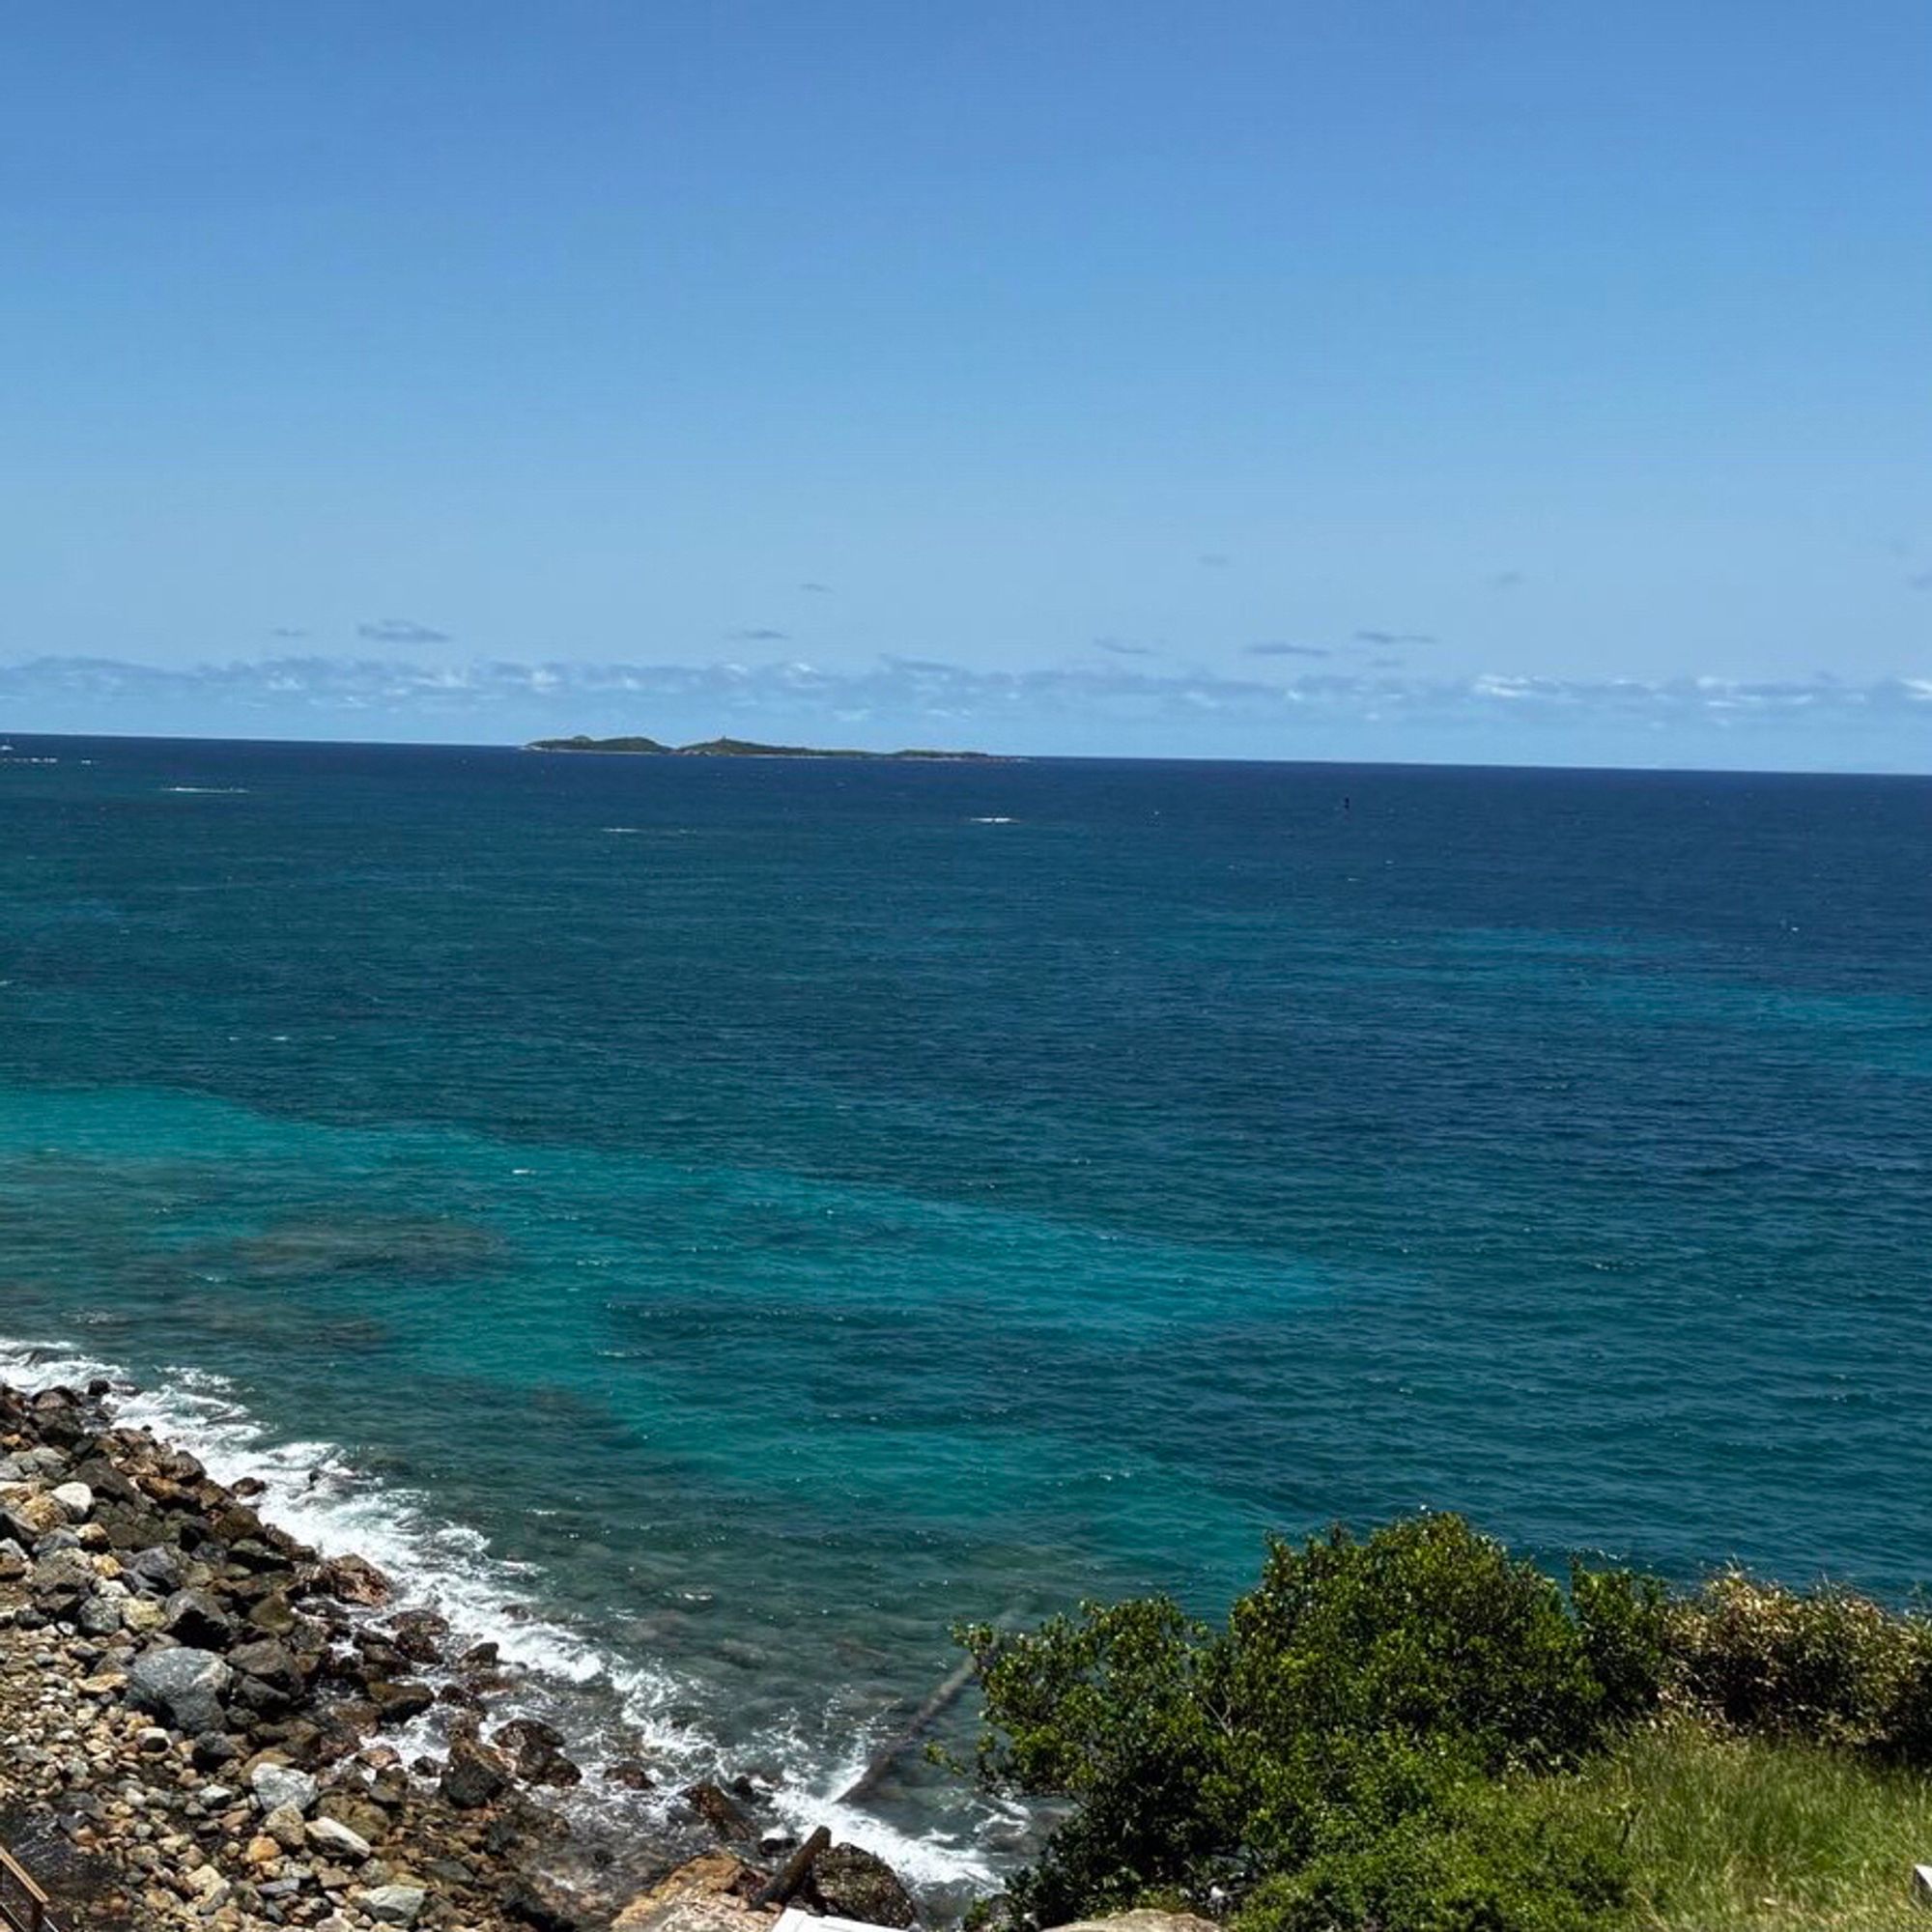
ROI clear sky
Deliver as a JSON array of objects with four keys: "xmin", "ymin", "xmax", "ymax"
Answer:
[{"xmin": 5, "ymin": 2, "xmax": 1928, "ymax": 765}]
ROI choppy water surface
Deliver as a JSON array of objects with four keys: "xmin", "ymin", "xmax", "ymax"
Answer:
[{"xmin": 1, "ymin": 736, "xmax": 1926, "ymax": 1879}]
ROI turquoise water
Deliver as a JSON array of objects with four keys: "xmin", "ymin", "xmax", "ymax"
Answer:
[{"xmin": 1, "ymin": 735, "xmax": 1927, "ymax": 1877}]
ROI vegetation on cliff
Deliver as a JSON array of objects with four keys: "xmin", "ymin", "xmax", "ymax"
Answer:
[{"xmin": 960, "ymin": 1515, "xmax": 1932, "ymax": 1932}]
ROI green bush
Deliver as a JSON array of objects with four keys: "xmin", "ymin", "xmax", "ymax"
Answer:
[
  {"xmin": 1569, "ymin": 1565, "xmax": 1671, "ymax": 1728},
  {"xmin": 959, "ymin": 1518, "xmax": 1932, "ymax": 1928},
  {"xmin": 963, "ymin": 1516, "xmax": 1613, "ymax": 1920},
  {"xmin": 1238, "ymin": 1774, "xmax": 1628, "ymax": 1932}
]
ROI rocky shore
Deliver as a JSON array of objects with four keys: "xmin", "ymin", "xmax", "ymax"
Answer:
[{"xmin": 0, "ymin": 1378, "xmax": 920, "ymax": 1932}]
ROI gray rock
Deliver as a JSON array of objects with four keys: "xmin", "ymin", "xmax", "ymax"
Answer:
[
  {"xmin": 358, "ymin": 1886, "xmax": 427, "ymax": 1926},
  {"xmin": 164, "ymin": 1588, "xmax": 237, "ymax": 1650},
  {"xmin": 76, "ymin": 1591, "xmax": 125, "ymax": 1636},
  {"xmin": 49, "ymin": 1480, "xmax": 94, "ymax": 1521},
  {"xmin": 229, "ymin": 1636, "xmax": 301, "ymax": 1691},
  {"xmin": 304, "ymin": 1815, "xmax": 372, "ymax": 1862},
  {"xmin": 127, "ymin": 1546, "xmax": 185, "ymax": 1596},
  {"xmin": 128, "ymin": 1646, "xmax": 233, "ymax": 1735},
  {"xmin": 251, "ymin": 1763, "xmax": 319, "ymax": 1817}
]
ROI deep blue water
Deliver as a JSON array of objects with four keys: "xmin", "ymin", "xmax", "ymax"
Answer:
[{"xmin": 0, "ymin": 733, "xmax": 1927, "ymax": 1876}]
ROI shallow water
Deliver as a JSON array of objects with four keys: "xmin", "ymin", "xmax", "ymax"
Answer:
[{"xmin": 1, "ymin": 736, "xmax": 1927, "ymax": 1878}]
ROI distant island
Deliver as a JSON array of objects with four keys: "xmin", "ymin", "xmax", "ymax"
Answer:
[{"xmin": 523, "ymin": 733, "xmax": 1008, "ymax": 761}]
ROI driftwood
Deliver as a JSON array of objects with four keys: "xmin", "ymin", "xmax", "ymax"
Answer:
[
  {"xmin": 835, "ymin": 1651, "xmax": 981, "ymax": 1806},
  {"xmin": 753, "ymin": 1827, "xmax": 833, "ymax": 1909}
]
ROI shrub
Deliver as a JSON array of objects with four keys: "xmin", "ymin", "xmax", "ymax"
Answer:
[
  {"xmin": 961, "ymin": 1520, "xmax": 1932, "ymax": 1928},
  {"xmin": 1237, "ymin": 1775, "xmax": 1628, "ymax": 1932},
  {"xmin": 1666, "ymin": 1573, "xmax": 1921, "ymax": 1751},
  {"xmin": 1224, "ymin": 1518, "xmax": 1606, "ymax": 1774},
  {"xmin": 964, "ymin": 1516, "xmax": 1611, "ymax": 1920},
  {"xmin": 1570, "ymin": 1564, "xmax": 1671, "ymax": 1726}
]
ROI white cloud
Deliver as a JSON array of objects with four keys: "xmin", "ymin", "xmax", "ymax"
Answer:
[{"xmin": 2, "ymin": 652, "xmax": 1928, "ymax": 768}]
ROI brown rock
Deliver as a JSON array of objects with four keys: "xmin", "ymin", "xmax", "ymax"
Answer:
[
  {"xmin": 319, "ymin": 1552, "xmax": 391, "ymax": 1605},
  {"xmin": 611, "ymin": 1854, "xmax": 768, "ymax": 1932},
  {"xmin": 680, "ymin": 1782, "xmax": 752, "ymax": 1841},
  {"xmin": 368, "ymin": 1679, "xmax": 437, "ymax": 1725},
  {"xmin": 439, "ymin": 1736, "xmax": 513, "ymax": 1809}
]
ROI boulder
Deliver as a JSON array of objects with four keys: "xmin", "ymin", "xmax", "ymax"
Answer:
[
  {"xmin": 681, "ymin": 1781, "xmax": 753, "ymax": 1841},
  {"xmin": 250, "ymin": 1762, "xmax": 318, "ymax": 1816},
  {"xmin": 368, "ymin": 1678, "xmax": 437, "ymax": 1724},
  {"xmin": 164, "ymin": 1586, "xmax": 237, "ymax": 1649},
  {"xmin": 49, "ymin": 1480, "xmax": 94, "ymax": 1521},
  {"xmin": 1045, "ymin": 1917, "xmax": 1218, "ymax": 1932},
  {"xmin": 439, "ymin": 1736, "xmax": 513, "ymax": 1808},
  {"xmin": 495, "ymin": 1718, "xmax": 582, "ymax": 1787},
  {"xmin": 125, "ymin": 1545, "xmax": 185, "ymax": 1596},
  {"xmin": 230, "ymin": 1636, "xmax": 303, "ymax": 1693},
  {"xmin": 128, "ymin": 1646, "xmax": 233, "ymax": 1735},
  {"xmin": 807, "ymin": 1844, "xmax": 918, "ymax": 1928},
  {"xmin": 611, "ymin": 1854, "xmax": 767, "ymax": 1932},
  {"xmin": 304, "ymin": 1815, "xmax": 373, "ymax": 1862},
  {"xmin": 318, "ymin": 1552, "xmax": 391, "ymax": 1605},
  {"xmin": 384, "ymin": 1607, "xmax": 450, "ymax": 1662},
  {"xmin": 358, "ymin": 1886, "xmax": 427, "ymax": 1926}
]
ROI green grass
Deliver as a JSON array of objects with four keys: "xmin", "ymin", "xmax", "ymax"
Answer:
[{"xmin": 1584, "ymin": 1721, "xmax": 1932, "ymax": 1929}]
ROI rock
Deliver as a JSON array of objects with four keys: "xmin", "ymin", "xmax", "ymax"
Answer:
[
  {"xmin": 8, "ymin": 1492, "xmax": 65, "ymax": 1538},
  {"xmin": 439, "ymin": 1736, "xmax": 513, "ymax": 1808},
  {"xmin": 318, "ymin": 1792, "xmax": 389, "ymax": 1845},
  {"xmin": 127, "ymin": 1544, "xmax": 185, "ymax": 1595},
  {"xmin": 384, "ymin": 1608, "xmax": 450, "ymax": 1663},
  {"xmin": 304, "ymin": 1816, "xmax": 373, "ymax": 1862},
  {"xmin": 807, "ymin": 1844, "xmax": 918, "ymax": 1928},
  {"xmin": 495, "ymin": 1718, "xmax": 582, "ymax": 1787},
  {"xmin": 50, "ymin": 1479, "xmax": 94, "ymax": 1520},
  {"xmin": 28, "ymin": 1547, "xmax": 97, "ymax": 1609},
  {"xmin": 368, "ymin": 1679, "xmax": 437, "ymax": 1724},
  {"xmin": 0, "ymin": 1537, "xmax": 26, "ymax": 1581},
  {"xmin": 245, "ymin": 1834, "xmax": 282, "ymax": 1866},
  {"xmin": 606, "ymin": 1758, "xmax": 657, "ymax": 1790},
  {"xmin": 264, "ymin": 1804, "xmax": 307, "ymax": 1853},
  {"xmin": 128, "ymin": 1646, "xmax": 233, "ymax": 1735},
  {"xmin": 1044, "ymin": 1918, "xmax": 1217, "ymax": 1932},
  {"xmin": 76, "ymin": 1590, "xmax": 125, "ymax": 1636},
  {"xmin": 230, "ymin": 1636, "xmax": 303, "ymax": 1693},
  {"xmin": 122, "ymin": 1594, "xmax": 167, "ymax": 1634},
  {"xmin": 611, "ymin": 1854, "xmax": 767, "ymax": 1932},
  {"xmin": 357, "ymin": 1884, "xmax": 427, "ymax": 1926},
  {"xmin": 249, "ymin": 1589, "xmax": 298, "ymax": 1635},
  {"xmin": 164, "ymin": 1586, "xmax": 238, "ymax": 1649},
  {"xmin": 251, "ymin": 1762, "xmax": 319, "ymax": 1816},
  {"xmin": 681, "ymin": 1781, "xmax": 753, "ymax": 1840},
  {"xmin": 184, "ymin": 1864, "xmax": 232, "ymax": 1912},
  {"xmin": 318, "ymin": 1552, "xmax": 391, "ymax": 1605}
]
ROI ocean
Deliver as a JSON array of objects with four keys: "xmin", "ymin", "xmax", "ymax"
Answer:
[{"xmin": 1, "ymin": 733, "xmax": 1927, "ymax": 1889}]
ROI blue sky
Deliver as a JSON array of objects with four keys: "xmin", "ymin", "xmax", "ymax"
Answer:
[{"xmin": 5, "ymin": 2, "xmax": 1928, "ymax": 765}]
